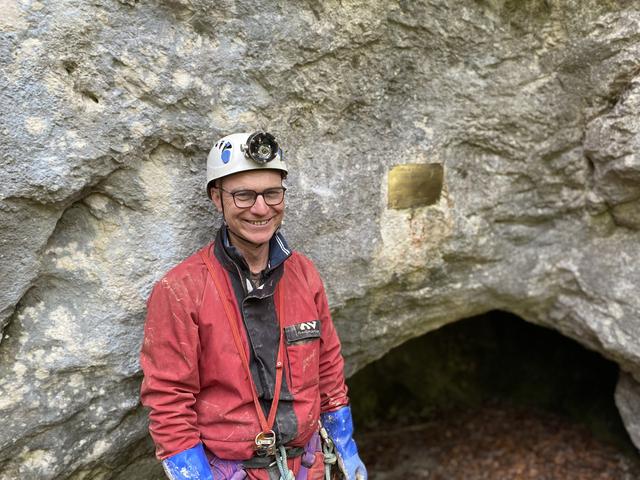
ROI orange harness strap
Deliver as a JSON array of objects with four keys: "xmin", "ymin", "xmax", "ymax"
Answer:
[{"xmin": 199, "ymin": 248, "xmax": 285, "ymax": 453}]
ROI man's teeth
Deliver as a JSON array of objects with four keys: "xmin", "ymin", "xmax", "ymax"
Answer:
[{"xmin": 248, "ymin": 220, "xmax": 269, "ymax": 225}]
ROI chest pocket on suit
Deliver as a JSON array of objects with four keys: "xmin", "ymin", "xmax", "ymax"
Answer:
[{"xmin": 284, "ymin": 320, "xmax": 321, "ymax": 392}]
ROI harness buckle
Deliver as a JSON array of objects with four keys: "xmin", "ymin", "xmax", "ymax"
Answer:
[{"xmin": 254, "ymin": 430, "xmax": 277, "ymax": 456}]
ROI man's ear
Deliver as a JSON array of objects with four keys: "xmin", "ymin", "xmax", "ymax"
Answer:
[{"xmin": 210, "ymin": 186, "xmax": 223, "ymax": 213}]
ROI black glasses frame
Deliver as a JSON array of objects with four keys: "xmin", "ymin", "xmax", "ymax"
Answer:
[{"xmin": 217, "ymin": 186, "xmax": 287, "ymax": 208}]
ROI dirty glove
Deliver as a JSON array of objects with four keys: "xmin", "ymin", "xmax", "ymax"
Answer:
[
  {"xmin": 162, "ymin": 443, "xmax": 213, "ymax": 480},
  {"xmin": 321, "ymin": 406, "xmax": 367, "ymax": 480}
]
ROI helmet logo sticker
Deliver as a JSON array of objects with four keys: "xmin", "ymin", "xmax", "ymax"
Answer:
[{"xmin": 221, "ymin": 142, "xmax": 232, "ymax": 164}]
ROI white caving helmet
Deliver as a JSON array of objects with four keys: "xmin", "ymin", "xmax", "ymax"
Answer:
[{"xmin": 206, "ymin": 131, "xmax": 288, "ymax": 198}]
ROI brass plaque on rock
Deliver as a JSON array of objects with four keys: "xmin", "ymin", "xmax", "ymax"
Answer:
[{"xmin": 388, "ymin": 163, "xmax": 444, "ymax": 209}]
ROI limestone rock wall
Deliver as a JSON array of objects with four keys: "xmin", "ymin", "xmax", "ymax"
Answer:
[{"xmin": 1, "ymin": 1, "xmax": 639, "ymax": 478}]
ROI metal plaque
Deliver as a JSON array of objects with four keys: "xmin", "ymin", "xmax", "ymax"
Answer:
[{"xmin": 388, "ymin": 163, "xmax": 444, "ymax": 209}]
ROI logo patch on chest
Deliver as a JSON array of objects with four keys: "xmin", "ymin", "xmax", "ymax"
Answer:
[{"xmin": 285, "ymin": 320, "xmax": 321, "ymax": 343}]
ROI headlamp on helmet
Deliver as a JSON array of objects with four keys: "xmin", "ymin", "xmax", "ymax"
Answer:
[{"xmin": 244, "ymin": 132, "xmax": 279, "ymax": 164}]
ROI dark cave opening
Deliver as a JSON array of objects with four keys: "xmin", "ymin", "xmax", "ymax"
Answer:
[{"xmin": 348, "ymin": 310, "xmax": 636, "ymax": 455}]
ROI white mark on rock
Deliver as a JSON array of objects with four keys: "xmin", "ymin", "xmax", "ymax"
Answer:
[
  {"xmin": 19, "ymin": 448, "xmax": 56, "ymax": 474},
  {"xmin": 607, "ymin": 302, "xmax": 624, "ymax": 320},
  {"xmin": 89, "ymin": 440, "xmax": 110, "ymax": 460},
  {"xmin": 84, "ymin": 193, "xmax": 110, "ymax": 214},
  {"xmin": 68, "ymin": 373, "xmax": 85, "ymax": 389},
  {"xmin": 310, "ymin": 185, "xmax": 336, "ymax": 198},
  {"xmin": 0, "ymin": 0, "xmax": 27, "ymax": 31},
  {"xmin": 13, "ymin": 362, "xmax": 27, "ymax": 379},
  {"xmin": 24, "ymin": 116, "xmax": 48, "ymax": 136},
  {"xmin": 50, "ymin": 241, "xmax": 92, "ymax": 273},
  {"xmin": 130, "ymin": 120, "xmax": 150, "ymax": 136},
  {"xmin": 17, "ymin": 301, "xmax": 45, "ymax": 328},
  {"xmin": 45, "ymin": 306, "xmax": 75, "ymax": 341},
  {"xmin": 173, "ymin": 69, "xmax": 192, "ymax": 89}
]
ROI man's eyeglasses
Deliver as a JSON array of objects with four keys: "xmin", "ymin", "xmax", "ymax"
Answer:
[{"xmin": 217, "ymin": 186, "xmax": 287, "ymax": 208}]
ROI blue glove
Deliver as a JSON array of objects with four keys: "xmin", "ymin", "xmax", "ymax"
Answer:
[
  {"xmin": 321, "ymin": 406, "xmax": 367, "ymax": 480},
  {"xmin": 162, "ymin": 443, "xmax": 213, "ymax": 480}
]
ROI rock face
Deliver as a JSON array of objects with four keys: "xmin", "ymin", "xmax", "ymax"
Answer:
[
  {"xmin": 1, "ymin": 1, "xmax": 640, "ymax": 478},
  {"xmin": 616, "ymin": 371, "xmax": 640, "ymax": 451}
]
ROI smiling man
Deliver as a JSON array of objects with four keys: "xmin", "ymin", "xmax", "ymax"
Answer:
[{"xmin": 140, "ymin": 132, "xmax": 367, "ymax": 480}]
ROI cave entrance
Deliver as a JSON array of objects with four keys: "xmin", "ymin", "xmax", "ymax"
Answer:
[{"xmin": 348, "ymin": 310, "xmax": 640, "ymax": 479}]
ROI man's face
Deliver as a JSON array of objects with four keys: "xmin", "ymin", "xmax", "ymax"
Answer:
[{"xmin": 211, "ymin": 169, "xmax": 285, "ymax": 247}]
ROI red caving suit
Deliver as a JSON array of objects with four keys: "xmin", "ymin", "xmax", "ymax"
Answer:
[{"xmin": 140, "ymin": 227, "xmax": 349, "ymax": 478}]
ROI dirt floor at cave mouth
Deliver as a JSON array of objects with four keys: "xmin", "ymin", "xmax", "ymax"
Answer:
[{"xmin": 357, "ymin": 402, "xmax": 640, "ymax": 480}]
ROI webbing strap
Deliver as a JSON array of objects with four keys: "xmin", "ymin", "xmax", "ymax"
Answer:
[{"xmin": 199, "ymin": 247, "xmax": 285, "ymax": 439}]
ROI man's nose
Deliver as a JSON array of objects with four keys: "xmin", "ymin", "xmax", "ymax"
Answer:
[{"xmin": 250, "ymin": 194, "xmax": 270, "ymax": 214}]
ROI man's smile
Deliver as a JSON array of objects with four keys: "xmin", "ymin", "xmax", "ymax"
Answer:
[{"xmin": 245, "ymin": 218, "xmax": 271, "ymax": 226}]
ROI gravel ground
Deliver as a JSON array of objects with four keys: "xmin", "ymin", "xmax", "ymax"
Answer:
[{"xmin": 357, "ymin": 403, "xmax": 640, "ymax": 480}]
